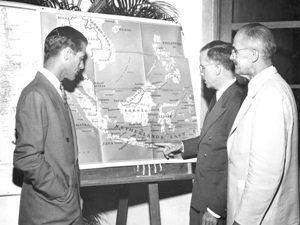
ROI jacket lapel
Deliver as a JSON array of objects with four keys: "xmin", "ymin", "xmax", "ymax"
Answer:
[
  {"xmin": 199, "ymin": 100, "xmax": 226, "ymax": 142},
  {"xmin": 35, "ymin": 72, "xmax": 79, "ymax": 161},
  {"xmin": 227, "ymin": 67, "xmax": 279, "ymax": 154},
  {"xmin": 35, "ymin": 73, "xmax": 72, "ymax": 136},
  {"xmin": 228, "ymin": 94, "xmax": 251, "ymax": 138},
  {"xmin": 198, "ymin": 82, "xmax": 239, "ymax": 142}
]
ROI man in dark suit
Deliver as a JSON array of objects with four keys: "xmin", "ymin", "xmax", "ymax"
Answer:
[
  {"xmin": 13, "ymin": 26, "xmax": 88, "ymax": 225},
  {"xmin": 162, "ymin": 41, "xmax": 247, "ymax": 225}
]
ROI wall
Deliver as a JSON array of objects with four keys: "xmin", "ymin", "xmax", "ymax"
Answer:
[{"xmin": 0, "ymin": 0, "xmax": 218, "ymax": 224}]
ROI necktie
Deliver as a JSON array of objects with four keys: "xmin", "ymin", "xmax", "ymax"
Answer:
[
  {"xmin": 207, "ymin": 94, "xmax": 216, "ymax": 112},
  {"xmin": 60, "ymin": 84, "xmax": 68, "ymax": 105}
]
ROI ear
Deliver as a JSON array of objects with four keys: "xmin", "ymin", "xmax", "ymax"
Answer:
[
  {"xmin": 215, "ymin": 64, "xmax": 221, "ymax": 76},
  {"xmin": 61, "ymin": 47, "xmax": 73, "ymax": 61},
  {"xmin": 251, "ymin": 49, "xmax": 259, "ymax": 63}
]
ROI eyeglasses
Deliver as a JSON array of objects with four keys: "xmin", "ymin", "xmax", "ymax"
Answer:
[
  {"xmin": 199, "ymin": 63, "xmax": 215, "ymax": 73},
  {"xmin": 231, "ymin": 47, "xmax": 255, "ymax": 59}
]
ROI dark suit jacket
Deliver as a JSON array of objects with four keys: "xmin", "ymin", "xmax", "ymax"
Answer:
[
  {"xmin": 13, "ymin": 72, "xmax": 82, "ymax": 225},
  {"xmin": 182, "ymin": 81, "xmax": 246, "ymax": 218}
]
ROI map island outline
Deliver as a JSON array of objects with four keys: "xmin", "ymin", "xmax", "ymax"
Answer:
[{"xmin": 40, "ymin": 11, "xmax": 198, "ymax": 164}]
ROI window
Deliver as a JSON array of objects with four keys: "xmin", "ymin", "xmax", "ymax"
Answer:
[{"xmin": 220, "ymin": 0, "xmax": 300, "ymax": 86}]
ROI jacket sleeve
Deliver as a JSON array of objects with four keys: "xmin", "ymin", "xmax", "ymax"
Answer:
[
  {"xmin": 13, "ymin": 91, "xmax": 68, "ymax": 200},
  {"xmin": 182, "ymin": 136, "xmax": 200, "ymax": 159}
]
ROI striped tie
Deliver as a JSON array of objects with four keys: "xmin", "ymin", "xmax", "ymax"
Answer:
[{"xmin": 60, "ymin": 84, "xmax": 68, "ymax": 105}]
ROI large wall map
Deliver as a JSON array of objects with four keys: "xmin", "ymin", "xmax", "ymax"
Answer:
[
  {"xmin": 0, "ymin": 4, "xmax": 198, "ymax": 181},
  {"xmin": 0, "ymin": 4, "xmax": 42, "ymax": 195},
  {"xmin": 40, "ymin": 11, "xmax": 198, "ymax": 164}
]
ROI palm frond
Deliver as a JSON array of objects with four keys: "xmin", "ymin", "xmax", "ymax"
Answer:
[
  {"xmin": 37, "ymin": 0, "xmax": 82, "ymax": 10},
  {"xmin": 88, "ymin": 0, "xmax": 178, "ymax": 23}
]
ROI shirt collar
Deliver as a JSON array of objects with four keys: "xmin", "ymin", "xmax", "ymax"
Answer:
[
  {"xmin": 39, "ymin": 67, "xmax": 61, "ymax": 96},
  {"xmin": 216, "ymin": 78, "xmax": 236, "ymax": 101},
  {"xmin": 247, "ymin": 65, "xmax": 277, "ymax": 96}
]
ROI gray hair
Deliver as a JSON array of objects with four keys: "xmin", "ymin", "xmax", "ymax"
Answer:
[{"xmin": 237, "ymin": 23, "xmax": 277, "ymax": 58}]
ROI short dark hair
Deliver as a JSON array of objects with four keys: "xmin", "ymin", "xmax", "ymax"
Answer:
[
  {"xmin": 201, "ymin": 40, "xmax": 234, "ymax": 72},
  {"xmin": 44, "ymin": 26, "xmax": 88, "ymax": 63},
  {"xmin": 237, "ymin": 23, "xmax": 277, "ymax": 58}
]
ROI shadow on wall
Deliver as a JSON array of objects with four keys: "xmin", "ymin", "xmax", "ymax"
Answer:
[{"xmin": 81, "ymin": 180, "xmax": 193, "ymax": 224}]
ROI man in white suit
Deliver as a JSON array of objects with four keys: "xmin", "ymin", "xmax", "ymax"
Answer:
[{"xmin": 227, "ymin": 23, "xmax": 299, "ymax": 225}]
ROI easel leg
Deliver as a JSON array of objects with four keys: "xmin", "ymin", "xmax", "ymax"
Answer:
[
  {"xmin": 116, "ymin": 185, "xmax": 129, "ymax": 225},
  {"xmin": 148, "ymin": 183, "xmax": 161, "ymax": 225}
]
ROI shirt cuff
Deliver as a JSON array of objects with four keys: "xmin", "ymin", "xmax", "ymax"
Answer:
[
  {"xmin": 207, "ymin": 208, "xmax": 221, "ymax": 218},
  {"xmin": 181, "ymin": 142, "xmax": 184, "ymax": 153}
]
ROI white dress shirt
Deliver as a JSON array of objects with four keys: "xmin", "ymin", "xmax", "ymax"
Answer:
[{"xmin": 39, "ymin": 67, "xmax": 62, "ymax": 98}]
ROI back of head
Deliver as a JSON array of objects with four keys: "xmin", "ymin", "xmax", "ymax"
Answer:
[
  {"xmin": 236, "ymin": 23, "xmax": 277, "ymax": 59},
  {"xmin": 44, "ymin": 26, "xmax": 88, "ymax": 64},
  {"xmin": 201, "ymin": 40, "xmax": 234, "ymax": 72}
]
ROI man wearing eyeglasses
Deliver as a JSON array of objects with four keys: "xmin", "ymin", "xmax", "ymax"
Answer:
[
  {"xmin": 227, "ymin": 23, "xmax": 299, "ymax": 225},
  {"xmin": 162, "ymin": 40, "xmax": 247, "ymax": 225}
]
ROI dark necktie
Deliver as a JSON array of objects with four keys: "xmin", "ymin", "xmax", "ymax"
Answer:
[
  {"xmin": 207, "ymin": 94, "xmax": 216, "ymax": 112},
  {"xmin": 60, "ymin": 84, "xmax": 68, "ymax": 105}
]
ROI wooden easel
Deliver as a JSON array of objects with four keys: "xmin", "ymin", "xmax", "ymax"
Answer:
[{"xmin": 80, "ymin": 163, "xmax": 194, "ymax": 225}]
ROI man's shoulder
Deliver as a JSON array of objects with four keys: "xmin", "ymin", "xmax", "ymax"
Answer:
[
  {"xmin": 19, "ymin": 73, "xmax": 55, "ymax": 102},
  {"xmin": 224, "ymin": 81, "xmax": 247, "ymax": 102},
  {"xmin": 27, "ymin": 72, "xmax": 53, "ymax": 89}
]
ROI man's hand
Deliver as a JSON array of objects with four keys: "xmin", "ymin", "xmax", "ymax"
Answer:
[
  {"xmin": 232, "ymin": 221, "xmax": 241, "ymax": 225},
  {"xmin": 201, "ymin": 211, "xmax": 218, "ymax": 225},
  {"xmin": 155, "ymin": 142, "xmax": 183, "ymax": 159}
]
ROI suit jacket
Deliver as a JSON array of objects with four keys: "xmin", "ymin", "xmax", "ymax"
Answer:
[
  {"xmin": 13, "ymin": 72, "xmax": 83, "ymax": 225},
  {"xmin": 182, "ymin": 81, "xmax": 246, "ymax": 218},
  {"xmin": 227, "ymin": 66, "xmax": 300, "ymax": 225}
]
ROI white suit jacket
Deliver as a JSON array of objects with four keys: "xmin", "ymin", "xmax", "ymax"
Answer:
[{"xmin": 227, "ymin": 66, "xmax": 299, "ymax": 225}]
